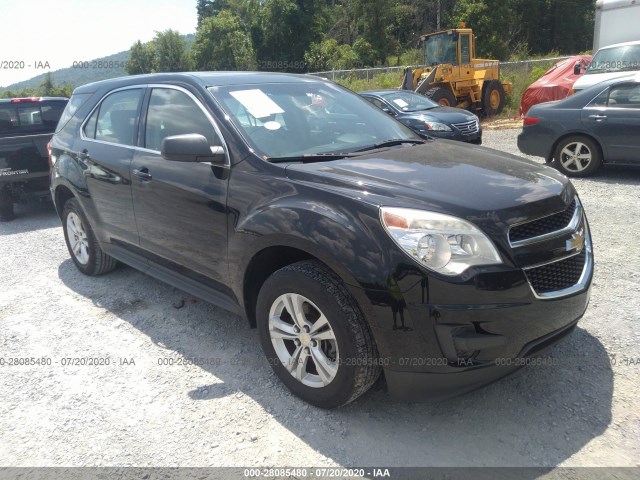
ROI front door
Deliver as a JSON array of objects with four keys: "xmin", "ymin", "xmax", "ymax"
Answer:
[
  {"xmin": 131, "ymin": 86, "xmax": 230, "ymax": 286},
  {"xmin": 583, "ymin": 82, "xmax": 640, "ymax": 163}
]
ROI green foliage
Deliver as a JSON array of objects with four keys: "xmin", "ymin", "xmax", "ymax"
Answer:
[
  {"xmin": 193, "ymin": 11, "xmax": 257, "ymax": 70},
  {"xmin": 388, "ymin": 49, "xmax": 423, "ymax": 67},
  {"xmin": 501, "ymin": 58, "xmax": 559, "ymax": 117},
  {"xmin": 305, "ymin": 39, "xmax": 360, "ymax": 71},
  {"xmin": 335, "ymin": 72, "xmax": 403, "ymax": 93},
  {"xmin": 0, "ymin": 76, "xmax": 74, "ymax": 99},
  {"xmin": 126, "ymin": 41, "xmax": 155, "ymax": 75},
  {"xmin": 124, "ymin": 30, "xmax": 192, "ymax": 75},
  {"xmin": 154, "ymin": 29, "xmax": 193, "ymax": 72}
]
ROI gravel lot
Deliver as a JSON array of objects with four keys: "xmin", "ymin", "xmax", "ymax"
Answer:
[{"xmin": 1, "ymin": 128, "xmax": 639, "ymax": 471}]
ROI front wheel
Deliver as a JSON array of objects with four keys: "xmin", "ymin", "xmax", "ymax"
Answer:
[
  {"xmin": 62, "ymin": 197, "xmax": 117, "ymax": 275},
  {"xmin": 256, "ymin": 261, "xmax": 381, "ymax": 408},
  {"xmin": 554, "ymin": 136, "xmax": 602, "ymax": 177}
]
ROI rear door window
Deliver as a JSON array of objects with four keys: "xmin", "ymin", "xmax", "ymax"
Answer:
[{"xmin": 84, "ymin": 89, "xmax": 144, "ymax": 146}]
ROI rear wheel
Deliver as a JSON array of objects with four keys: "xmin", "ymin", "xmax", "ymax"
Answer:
[
  {"xmin": 482, "ymin": 80, "xmax": 506, "ymax": 116},
  {"xmin": 256, "ymin": 260, "xmax": 381, "ymax": 408},
  {"xmin": 425, "ymin": 86, "xmax": 457, "ymax": 107},
  {"xmin": 554, "ymin": 136, "xmax": 602, "ymax": 177},
  {"xmin": 62, "ymin": 197, "xmax": 117, "ymax": 275},
  {"xmin": 0, "ymin": 183, "xmax": 14, "ymax": 221}
]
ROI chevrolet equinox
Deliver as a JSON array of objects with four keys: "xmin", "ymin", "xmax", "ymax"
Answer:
[{"xmin": 50, "ymin": 73, "xmax": 593, "ymax": 408}]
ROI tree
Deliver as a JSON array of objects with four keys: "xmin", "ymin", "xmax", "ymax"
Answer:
[
  {"xmin": 126, "ymin": 40, "xmax": 156, "ymax": 75},
  {"xmin": 193, "ymin": 11, "xmax": 257, "ymax": 70},
  {"xmin": 38, "ymin": 73, "xmax": 55, "ymax": 96},
  {"xmin": 196, "ymin": 0, "xmax": 228, "ymax": 26},
  {"xmin": 451, "ymin": 0, "xmax": 520, "ymax": 59},
  {"xmin": 154, "ymin": 29, "xmax": 193, "ymax": 72}
]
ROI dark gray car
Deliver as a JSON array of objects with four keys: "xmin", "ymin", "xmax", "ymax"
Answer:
[
  {"xmin": 360, "ymin": 90, "xmax": 482, "ymax": 144},
  {"xmin": 518, "ymin": 74, "xmax": 640, "ymax": 177}
]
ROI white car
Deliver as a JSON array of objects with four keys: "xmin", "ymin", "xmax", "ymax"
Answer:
[{"xmin": 573, "ymin": 40, "xmax": 640, "ymax": 92}]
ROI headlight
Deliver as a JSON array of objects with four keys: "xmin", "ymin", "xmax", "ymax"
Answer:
[
  {"xmin": 380, "ymin": 207, "xmax": 502, "ymax": 275},
  {"xmin": 424, "ymin": 121, "xmax": 452, "ymax": 132}
]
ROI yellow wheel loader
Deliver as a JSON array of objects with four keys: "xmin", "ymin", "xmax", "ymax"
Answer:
[{"xmin": 403, "ymin": 28, "xmax": 511, "ymax": 116}]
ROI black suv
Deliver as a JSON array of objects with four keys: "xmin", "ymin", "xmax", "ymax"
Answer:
[
  {"xmin": 0, "ymin": 97, "xmax": 68, "ymax": 220},
  {"xmin": 50, "ymin": 73, "xmax": 592, "ymax": 408}
]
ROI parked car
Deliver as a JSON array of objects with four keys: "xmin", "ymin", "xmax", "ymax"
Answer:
[
  {"xmin": 518, "ymin": 74, "xmax": 640, "ymax": 176},
  {"xmin": 50, "ymin": 72, "xmax": 592, "ymax": 408},
  {"xmin": 359, "ymin": 89, "xmax": 482, "ymax": 144},
  {"xmin": 0, "ymin": 96, "xmax": 68, "ymax": 220}
]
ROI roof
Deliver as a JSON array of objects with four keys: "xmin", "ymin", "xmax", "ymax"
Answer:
[
  {"xmin": 359, "ymin": 89, "xmax": 408, "ymax": 95},
  {"xmin": 596, "ymin": 0, "xmax": 640, "ymax": 11},
  {"xmin": 73, "ymin": 72, "xmax": 326, "ymax": 95},
  {"xmin": 598, "ymin": 40, "xmax": 640, "ymax": 50}
]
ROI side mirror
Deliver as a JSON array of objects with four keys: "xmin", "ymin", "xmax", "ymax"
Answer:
[
  {"xmin": 573, "ymin": 61, "xmax": 582, "ymax": 75},
  {"xmin": 161, "ymin": 134, "xmax": 226, "ymax": 164},
  {"xmin": 381, "ymin": 107, "xmax": 394, "ymax": 115}
]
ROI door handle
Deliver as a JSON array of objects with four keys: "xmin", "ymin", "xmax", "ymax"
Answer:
[
  {"xmin": 133, "ymin": 168, "xmax": 152, "ymax": 181},
  {"xmin": 588, "ymin": 114, "xmax": 607, "ymax": 120}
]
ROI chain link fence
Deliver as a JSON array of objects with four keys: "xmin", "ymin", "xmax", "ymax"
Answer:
[{"xmin": 308, "ymin": 56, "xmax": 574, "ymax": 84}]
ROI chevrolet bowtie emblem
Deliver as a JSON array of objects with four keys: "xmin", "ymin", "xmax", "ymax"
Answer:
[{"xmin": 566, "ymin": 231, "xmax": 585, "ymax": 252}]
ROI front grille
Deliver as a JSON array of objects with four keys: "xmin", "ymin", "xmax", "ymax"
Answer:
[
  {"xmin": 509, "ymin": 199, "xmax": 576, "ymax": 244},
  {"xmin": 451, "ymin": 119, "xmax": 479, "ymax": 136},
  {"xmin": 525, "ymin": 249, "xmax": 586, "ymax": 294}
]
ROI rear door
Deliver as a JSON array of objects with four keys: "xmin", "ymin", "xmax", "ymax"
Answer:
[
  {"xmin": 582, "ymin": 82, "xmax": 640, "ymax": 163},
  {"xmin": 77, "ymin": 87, "xmax": 144, "ymax": 245},
  {"xmin": 131, "ymin": 85, "xmax": 230, "ymax": 286}
]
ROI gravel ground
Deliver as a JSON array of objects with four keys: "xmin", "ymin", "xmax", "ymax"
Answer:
[{"xmin": 1, "ymin": 128, "xmax": 639, "ymax": 470}]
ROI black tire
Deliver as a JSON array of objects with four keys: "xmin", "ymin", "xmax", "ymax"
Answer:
[
  {"xmin": 62, "ymin": 197, "xmax": 117, "ymax": 275},
  {"xmin": 0, "ymin": 183, "xmax": 14, "ymax": 221},
  {"xmin": 256, "ymin": 260, "xmax": 381, "ymax": 408},
  {"xmin": 425, "ymin": 86, "xmax": 457, "ymax": 107},
  {"xmin": 482, "ymin": 80, "xmax": 506, "ymax": 116},
  {"xmin": 554, "ymin": 136, "xmax": 602, "ymax": 177}
]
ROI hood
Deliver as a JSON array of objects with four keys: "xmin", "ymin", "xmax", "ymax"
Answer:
[
  {"xmin": 285, "ymin": 141, "xmax": 573, "ymax": 231},
  {"xmin": 397, "ymin": 106, "xmax": 476, "ymax": 124},
  {"xmin": 573, "ymin": 70, "xmax": 638, "ymax": 91}
]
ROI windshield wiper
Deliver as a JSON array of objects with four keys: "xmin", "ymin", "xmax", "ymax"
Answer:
[
  {"xmin": 355, "ymin": 139, "xmax": 425, "ymax": 152},
  {"xmin": 268, "ymin": 152, "xmax": 360, "ymax": 163}
]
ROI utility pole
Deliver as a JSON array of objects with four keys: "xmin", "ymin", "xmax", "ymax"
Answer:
[{"xmin": 436, "ymin": 0, "xmax": 441, "ymax": 30}]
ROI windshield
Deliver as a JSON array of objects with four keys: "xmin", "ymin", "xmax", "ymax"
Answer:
[
  {"xmin": 208, "ymin": 82, "xmax": 419, "ymax": 159},
  {"xmin": 586, "ymin": 44, "xmax": 640, "ymax": 74},
  {"xmin": 380, "ymin": 91, "xmax": 439, "ymax": 112},
  {"xmin": 424, "ymin": 33, "xmax": 457, "ymax": 66}
]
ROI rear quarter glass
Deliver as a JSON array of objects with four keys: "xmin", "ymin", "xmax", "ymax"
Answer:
[{"xmin": 56, "ymin": 94, "xmax": 91, "ymax": 132}]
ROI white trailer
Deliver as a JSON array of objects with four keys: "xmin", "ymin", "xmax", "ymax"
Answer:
[{"xmin": 593, "ymin": 0, "xmax": 640, "ymax": 51}]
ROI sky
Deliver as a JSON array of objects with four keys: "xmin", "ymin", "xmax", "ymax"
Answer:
[{"xmin": 0, "ymin": 0, "xmax": 198, "ymax": 87}]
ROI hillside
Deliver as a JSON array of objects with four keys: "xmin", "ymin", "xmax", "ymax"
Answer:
[
  {"xmin": 0, "ymin": 51, "xmax": 130, "ymax": 93},
  {"xmin": 0, "ymin": 34, "xmax": 195, "ymax": 93}
]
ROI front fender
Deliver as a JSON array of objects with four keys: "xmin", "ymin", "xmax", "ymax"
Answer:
[{"xmin": 230, "ymin": 191, "xmax": 392, "ymax": 293}]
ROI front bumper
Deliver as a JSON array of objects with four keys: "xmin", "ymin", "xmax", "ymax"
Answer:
[
  {"xmin": 384, "ymin": 316, "xmax": 581, "ymax": 401},
  {"xmin": 358, "ymin": 216, "xmax": 593, "ymax": 401}
]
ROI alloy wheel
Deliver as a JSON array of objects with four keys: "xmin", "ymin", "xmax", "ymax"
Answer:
[
  {"xmin": 66, "ymin": 212, "xmax": 90, "ymax": 265},
  {"xmin": 268, "ymin": 293, "xmax": 339, "ymax": 388}
]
